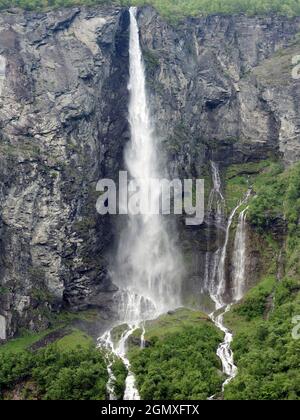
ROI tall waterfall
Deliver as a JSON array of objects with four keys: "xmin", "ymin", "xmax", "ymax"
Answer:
[
  {"xmin": 114, "ymin": 7, "xmax": 182, "ymax": 322},
  {"xmin": 232, "ymin": 208, "xmax": 249, "ymax": 302},
  {"xmin": 99, "ymin": 7, "xmax": 182, "ymax": 401},
  {"xmin": 208, "ymin": 161, "xmax": 225, "ymax": 219},
  {"xmin": 204, "ymin": 162, "xmax": 225, "ymax": 296}
]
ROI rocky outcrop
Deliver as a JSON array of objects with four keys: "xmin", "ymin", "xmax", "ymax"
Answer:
[
  {"xmin": 1, "ymin": 5, "xmax": 300, "ymax": 338},
  {"xmin": 138, "ymin": 8, "xmax": 300, "ymax": 169}
]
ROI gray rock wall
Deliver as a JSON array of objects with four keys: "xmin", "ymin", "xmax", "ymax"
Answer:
[{"xmin": 0, "ymin": 6, "xmax": 130, "ymax": 337}]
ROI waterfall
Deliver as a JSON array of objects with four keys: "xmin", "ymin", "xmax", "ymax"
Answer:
[
  {"xmin": 215, "ymin": 190, "xmax": 251, "ymax": 307},
  {"xmin": 206, "ymin": 168, "xmax": 251, "ymax": 398},
  {"xmin": 0, "ymin": 56, "xmax": 5, "ymax": 96},
  {"xmin": 114, "ymin": 6, "xmax": 182, "ymax": 321},
  {"xmin": 99, "ymin": 7, "xmax": 182, "ymax": 400},
  {"xmin": 208, "ymin": 161, "xmax": 225, "ymax": 219},
  {"xmin": 204, "ymin": 162, "xmax": 225, "ymax": 294},
  {"xmin": 99, "ymin": 331, "xmax": 118, "ymax": 401},
  {"xmin": 232, "ymin": 207, "xmax": 248, "ymax": 302},
  {"xmin": 98, "ymin": 325, "xmax": 141, "ymax": 401}
]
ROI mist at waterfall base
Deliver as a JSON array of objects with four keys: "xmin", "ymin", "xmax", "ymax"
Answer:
[{"xmin": 98, "ymin": 8, "xmax": 250, "ymax": 401}]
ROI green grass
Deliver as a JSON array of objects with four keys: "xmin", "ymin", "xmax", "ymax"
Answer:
[
  {"xmin": 248, "ymin": 161, "xmax": 300, "ymax": 235},
  {"xmin": 55, "ymin": 329, "xmax": 94, "ymax": 351},
  {"xmin": 0, "ymin": 330, "xmax": 55, "ymax": 355},
  {"xmin": 225, "ymin": 276, "xmax": 277, "ymax": 329},
  {"xmin": 132, "ymin": 307, "xmax": 210, "ymax": 341},
  {"xmin": 0, "ymin": 309, "xmax": 107, "ymax": 400}
]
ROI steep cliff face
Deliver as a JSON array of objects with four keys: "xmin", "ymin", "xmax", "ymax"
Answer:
[
  {"xmin": 1, "ymin": 5, "xmax": 300, "ymax": 339},
  {"xmin": 138, "ymin": 8, "xmax": 300, "ymax": 167},
  {"xmin": 0, "ymin": 6, "xmax": 130, "ymax": 339}
]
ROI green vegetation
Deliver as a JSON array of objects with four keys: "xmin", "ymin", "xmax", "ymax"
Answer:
[
  {"xmin": 0, "ymin": 309, "xmax": 130, "ymax": 400},
  {"xmin": 224, "ymin": 160, "xmax": 271, "ymax": 213},
  {"xmin": 223, "ymin": 161, "xmax": 300, "ymax": 400},
  {"xmin": 133, "ymin": 307, "xmax": 210, "ymax": 339},
  {"xmin": 0, "ymin": 330, "xmax": 56, "ymax": 355},
  {"xmin": 248, "ymin": 162, "xmax": 300, "ymax": 234},
  {"xmin": 224, "ymin": 276, "xmax": 300, "ymax": 400},
  {"xmin": 111, "ymin": 358, "xmax": 127, "ymax": 400},
  {"xmin": 0, "ymin": 345, "xmax": 108, "ymax": 400},
  {"xmin": 129, "ymin": 309, "xmax": 224, "ymax": 400},
  {"xmin": 1, "ymin": 1, "xmax": 300, "ymax": 20},
  {"xmin": 55, "ymin": 329, "xmax": 94, "ymax": 351},
  {"xmin": 232, "ymin": 276, "xmax": 277, "ymax": 322},
  {"xmin": 0, "ymin": 309, "xmax": 98, "ymax": 355}
]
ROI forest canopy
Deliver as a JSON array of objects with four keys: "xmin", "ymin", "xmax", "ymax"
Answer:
[{"xmin": 0, "ymin": 0, "xmax": 300, "ymax": 20}]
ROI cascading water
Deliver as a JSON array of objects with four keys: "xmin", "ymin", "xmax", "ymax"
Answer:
[
  {"xmin": 0, "ymin": 56, "xmax": 5, "ymax": 96},
  {"xmin": 208, "ymin": 161, "xmax": 225, "ymax": 219},
  {"xmin": 216, "ymin": 191, "xmax": 251, "ymax": 307},
  {"xmin": 98, "ymin": 326, "xmax": 141, "ymax": 401},
  {"xmin": 232, "ymin": 207, "xmax": 249, "ymax": 302},
  {"xmin": 99, "ymin": 7, "xmax": 182, "ymax": 400},
  {"xmin": 204, "ymin": 162, "xmax": 225, "ymax": 294}
]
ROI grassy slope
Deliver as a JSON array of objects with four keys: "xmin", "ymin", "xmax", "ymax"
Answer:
[
  {"xmin": 0, "ymin": 309, "xmax": 98, "ymax": 354},
  {"xmin": 0, "ymin": 309, "xmax": 110, "ymax": 400}
]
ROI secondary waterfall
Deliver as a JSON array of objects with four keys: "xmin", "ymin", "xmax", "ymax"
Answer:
[
  {"xmin": 207, "ymin": 162, "xmax": 251, "ymax": 398},
  {"xmin": 0, "ymin": 56, "xmax": 5, "ymax": 96},
  {"xmin": 232, "ymin": 208, "xmax": 249, "ymax": 302},
  {"xmin": 216, "ymin": 192, "xmax": 250, "ymax": 307},
  {"xmin": 204, "ymin": 162, "xmax": 225, "ymax": 295},
  {"xmin": 99, "ymin": 7, "xmax": 182, "ymax": 400}
]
